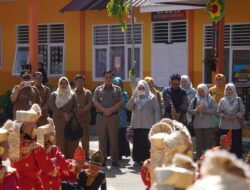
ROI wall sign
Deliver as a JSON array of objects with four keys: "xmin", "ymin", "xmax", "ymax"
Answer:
[{"xmin": 152, "ymin": 10, "xmax": 186, "ymax": 22}]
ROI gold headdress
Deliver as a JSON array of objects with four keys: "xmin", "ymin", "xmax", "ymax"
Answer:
[
  {"xmin": 0, "ymin": 128, "xmax": 8, "ymax": 142},
  {"xmin": 90, "ymin": 150, "xmax": 104, "ymax": 167},
  {"xmin": 37, "ymin": 117, "xmax": 56, "ymax": 147},
  {"xmin": 2, "ymin": 120, "xmax": 20, "ymax": 160},
  {"xmin": 16, "ymin": 104, "xmax": 41, "ymax": 122}
]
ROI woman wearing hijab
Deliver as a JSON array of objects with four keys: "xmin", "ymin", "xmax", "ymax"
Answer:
[
  {"xmin": 144, "ymin": 76, "xmax": 163, "ymax": 117},
  {"xmin": 180, "ymin": 75, "xmax": 197, "ymax": 105},
  {"xmin": 188, "ymin": 84, "xmax": 217, "ymax": 159},
  {"xmin": 209, "ymin": 73, "xmax": 226, "ymax": 104},
  {"xmin": 218, "ymin": 83, "xmax": 245, "ymax": 158},
  {"xmin": 126, "ymin": 80, "xmax": 161, "ymax": 166},
  {"xmin": 113, "ymin": 77, "xmax": 131, "ymax": 159},
  {"xmin": 49, "ymin": 77, "xmax": 78, "ymax": 158}
]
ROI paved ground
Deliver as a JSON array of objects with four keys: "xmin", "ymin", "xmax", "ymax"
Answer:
[{"xmin": 89, "ymin": 138, "xmax": 145, "ymax": 190}]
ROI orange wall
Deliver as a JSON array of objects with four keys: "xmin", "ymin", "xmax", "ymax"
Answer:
[
  {"xmin": 0, "ymin": 0, "xmax": 80, "ymax": 94},
  {"xmin": 192, "ymin": 0, "xmax": 250, "ymax": 87}
]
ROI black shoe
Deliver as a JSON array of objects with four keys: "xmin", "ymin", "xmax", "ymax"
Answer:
[{"xmin": 111, "ymin": 161, "xmax": 120, "ymax": 167}]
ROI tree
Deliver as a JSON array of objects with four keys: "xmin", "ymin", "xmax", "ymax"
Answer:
[{"xmin": 107, "ymin": 0, "xmax": 136, "ymax": 89}]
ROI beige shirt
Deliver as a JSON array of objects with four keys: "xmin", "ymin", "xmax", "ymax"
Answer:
[
  {"xmin": 12, "ymin": 85, "xmax": 41, "ymax": 119},
  {"xmin": 93, "ymin": 84, "xmax": 123, "ymax": 109},
  {"xmin": 36, "ymin": 84, "xmax": 50, "ymax": 108},
  {"xmin": 75, "ymin": 88, "xmax": 92, "ymax": 123}
]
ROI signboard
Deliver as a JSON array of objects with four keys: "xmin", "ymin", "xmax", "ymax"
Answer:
[
  {"xmin": 206, "ymin": 0, "xmax": 225, "ymax": 22},
  {"xmin": 151, "ymin": 10, "xmax": 186, "ymax": 22}
]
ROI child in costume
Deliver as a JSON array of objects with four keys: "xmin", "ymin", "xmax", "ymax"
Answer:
[
  {"xmin": 38, "ymin": 117, "xmax": 75, "ymax": 190},
  {"xmin": 6, "ymin": 104, "xmax": 56, "ymax": 190},
  {"xmin": 62, "ymin": 144, "xmax": 90, "ymax": 183},
  {"xmin": 0, "ymin": 127, "xmax": 19, "ymax": 190},
  {"xmin": 61, "ymin": 150, "xmax": 106, "ymax": 190}
]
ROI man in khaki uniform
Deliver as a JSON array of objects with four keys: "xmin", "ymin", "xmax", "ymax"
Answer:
[
  {"xmin": 93, "ymin": 70, "xmax": 123, "ymax": 167},
  {"xmin": 75, "ymin": 74, "xmax": 92, "ymax": 159},
  {"xmin": 33, "ymin": 71, "xmax": 50, "ymax": 126},
  {"xmin": 11, "ymin": 70, "xmax": 41, "ymax": 119}
]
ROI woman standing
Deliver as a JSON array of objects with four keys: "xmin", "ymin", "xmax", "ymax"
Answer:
[
  {"xmin": 126, "ymin": 80, "xmax": 160, "ymax": 166},
  {"xmin": 218, "ymin": 83, "xmax": 245, "ymax": 158},
  {"xmin": 113, "ymin": 77, "xmax": 131, "ymax": 159},
  {"xmin": 188, "ymin": 84, "xmax": 217, "ymax": 159},
  {"xmin": 49, "ymin": 77, "xmax": 78, "ymax": 158},
  {"xmin": 144, "ymin": 76, "xmax": 163, "ymax": 118},
  {"xmin": 180, "ymin": 75, "xmax": 197, "ymax": 105}
]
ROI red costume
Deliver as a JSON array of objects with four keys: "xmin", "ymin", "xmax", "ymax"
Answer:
[
  {"xmin": 11, "ymin": 139, "xmax": 55, "ymax": 190},
  {"xmin": 0, "ymin": 165, "xmax": 19, "ymax": 190},
  {"xmin": 61, "ymin": 145, "xmax": 89, "ymax": 183},
  {"xmin": 40, "ymin": 145, "xmax": 73, "ymax": 190},
  {"xmin": 141, "ymin": 159, "xmax": 151, "ymax": 190}
]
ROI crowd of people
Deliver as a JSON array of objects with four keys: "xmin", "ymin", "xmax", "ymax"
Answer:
[{"xmin": 0, "ymin": 66, "xmax": 248, "ymax": 189}]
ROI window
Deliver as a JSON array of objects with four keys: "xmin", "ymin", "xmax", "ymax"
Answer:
[
  {"xmin": 93, "ymin": 24, "xmax": 142, "ymax": 80},
  {"xmin": 13, "ymin": 24, "xmax": 65, "ymax": 76},
  {"xmin": 0, "ymin": 25, "xmax": 2, "ymax": 68},
  {"xmin": 13, "ymin": 25, "xmax": 29, "ymax": 75},
  {"xmin": 153, "ymin": 21, "xmax": 186, "ymax": 43},
  {"xmin": 203, "ymin": 23, "xmax": 250, "ymax": 83}
]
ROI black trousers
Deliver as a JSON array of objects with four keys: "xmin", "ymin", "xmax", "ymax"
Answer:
[{"xmin": 219, "ymin": 128, "xmax": 242, "ymax": 158}]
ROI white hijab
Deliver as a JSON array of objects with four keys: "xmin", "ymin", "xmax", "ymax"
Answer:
[
  {"xmin": 222, "ymin": 83, "xmax": 238, "ymax": 111},
  {"xmin": 196, "ymin": 84, "xmax": 212, "ymax": 108},
  {"xmin": 134, "ymin": 80, "xmax": 154, "ymax": 110},
  {"xmin": 55, "ymin": 77, "xmax": 73, "ymax": 108}
]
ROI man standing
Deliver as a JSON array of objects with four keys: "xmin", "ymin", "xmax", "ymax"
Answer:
[
  {"xmin": 33, "ymin": 71, "xmax": 50, "ymax": 126},
  {"xmin": 74, "ymin": 74, "xmax": 92, "ymax": 159},
  {"xmin": 93, "ymin": 70, "xmax": 123, "ymax": 167},
  {"xmin": 11, "ymin": 70, "xmax": 41, "ymax": 119},
  {"xmin": 163, "ymin": 73, "xmax": 189, "ymax": 125}
]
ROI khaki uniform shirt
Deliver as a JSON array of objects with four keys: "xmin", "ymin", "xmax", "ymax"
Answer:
[
  {"xmin": 12, "ymin": 85, "xmax": 42, "ymax": 119},
  {"xmin": 93, "ymin": 84, "xmax": 123, "ymax": 111},
  {"xmin": 75, "ymin": 88, "xmax": 92, "ymax": 123},
  {"xmin": 36, "ymin": 84, "xmax": 50, "ymax": 125},
  {"xmin": 36, "ymin": 85, "xmax": 50, "ymax": 108}
]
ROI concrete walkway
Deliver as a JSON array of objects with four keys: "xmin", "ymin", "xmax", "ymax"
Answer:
[{"xmin": 89, "ymin": 125, "xmax": 145, "ymax": 190}]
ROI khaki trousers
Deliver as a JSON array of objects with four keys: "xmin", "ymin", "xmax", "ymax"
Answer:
[{"xmin": 96, "ymin": 113, "xmax": 119, "ymax": 162}]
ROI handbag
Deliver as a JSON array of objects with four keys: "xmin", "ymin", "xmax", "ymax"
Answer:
[
  {"xmin": 187, "ymin": 98, "xmax": 197, "ymax": 137},
  {"xmin": 238, "ymin": 98, "xmax": 246, "ymax": 129},
  {"xmin": 64, "ymin": 115, "xmax": 83, "ymax": 141}
]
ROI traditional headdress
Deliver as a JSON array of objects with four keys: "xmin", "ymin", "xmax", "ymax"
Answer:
[
  {"xmin": 37, "ymin": 117, "xmax": 56, "ymax": 146},
  {"xmin": 220, "ymin": 129, "xmax": 232, "ymax": 146},
  {"xmin": 74, "ymin": 144, "xmax": 86, "ymax": 161},
  {"xmin": 2, "ymin": 120, "xmax": 20, "ymax": 160},
  {"xmin": 154, "ymin": 154, "xmax": 196, "ymax": 189},
  {"xmin": 16, "ymin": 104, "xmax": 41, "ymax": 123},
  {"xmin": 0, "ymin": 128, "xmax": 8, "ymax": 142},
  {"xmin": 0, "ymin": 128, "xmax": 9, "ymax": 156},
  {"xmin": 188, "ymin": 150, "xmax": 250, "ymax": 190},
  {"xmin": 90, "ymin": 150, "xmax": 104, "ymax": 167}
]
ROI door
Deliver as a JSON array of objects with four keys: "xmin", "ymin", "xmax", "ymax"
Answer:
[
  {"xmin": 152, "ymin": 42, "xmax": 187, "ymax": 87},
  {"xmin": 152, "ymin": 43, "xmax": 170, "ymax": 87}
]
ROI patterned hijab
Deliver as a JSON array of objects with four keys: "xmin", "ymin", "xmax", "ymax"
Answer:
[
  {"xmin": 134, "ymin": 80, "xmax": 154, "ymax": 110},
  {"xmin": 55, "ymin": 77, "xmax": 73, "ymax": 108}
]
